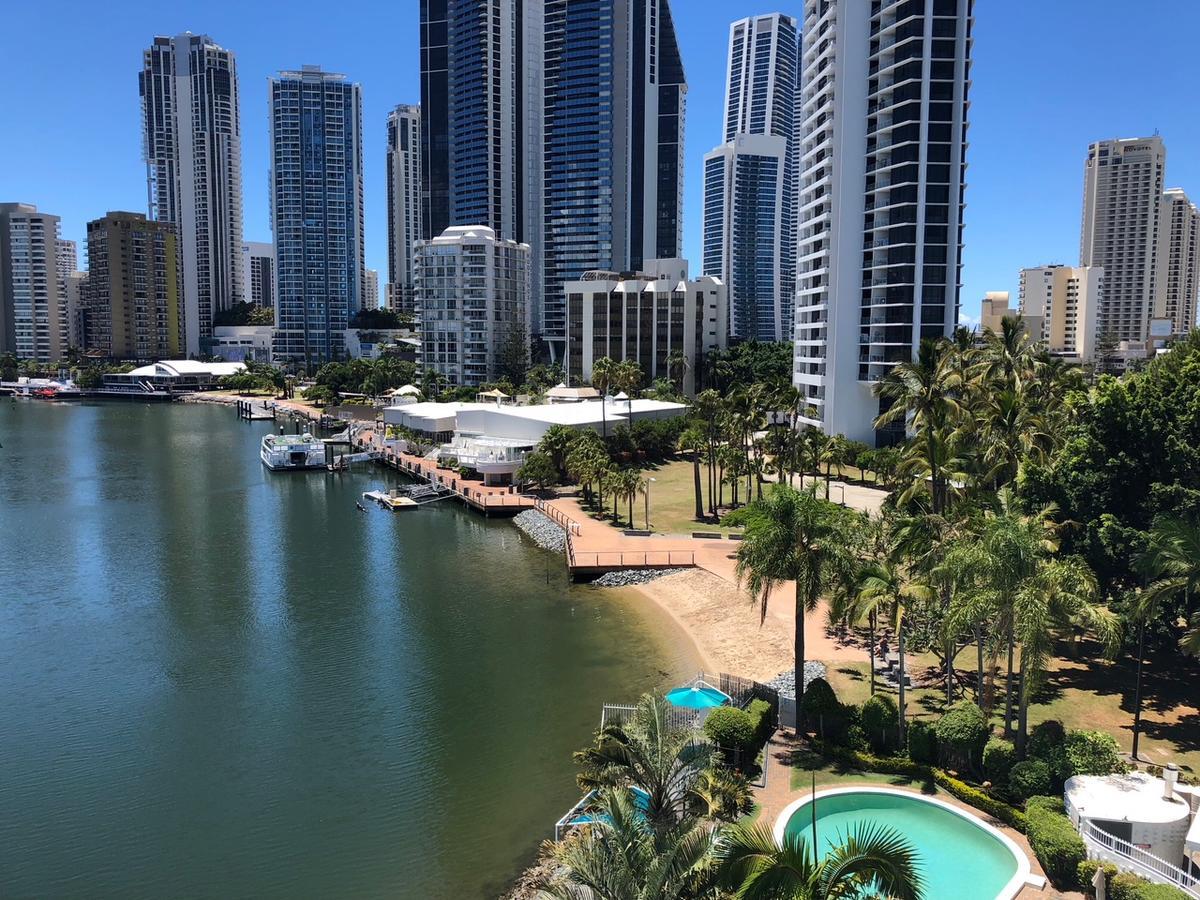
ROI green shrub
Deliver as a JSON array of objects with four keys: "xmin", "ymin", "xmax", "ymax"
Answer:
[
  {"xmin": 907, "ymin": 719, "xmax": 938, "ymax": 765},
  {"xmin": 1008, "ymin": 760, "xmax": 1052, "ymax": 802},
  {"xmin": 800, "ymin": 678, "xmax": 839, "ymax": 739},
  {"xmin": 1025, "ymin": 794, "xmax": 1065, "ymax": 814},
  {"xmin": 1077, "ymin": 860, "xmax": 1119, "ymax": 896},
  {"xmin": 1026, "ymin": 800, "xmax": 1086, "ymax": 889},
  {"xmin": 932, "ymin": 770, "xmax": 1028, "ymax": 832},
  {"xmin": 983, "ymin": 738, "xmax": 1016, "ymax": 785},
  {"xmin": 861, "ymin": 694, "xmax": 899, "ymax": 754},
  {"xmin": 1062, "ymin": 729, "xmax": 1125, "ymax": 780},
  {"xmin": 704, "ymin": 707, "xmax": 756, "ymax": 753},
  {"xmin": 1028, "ymin": 719, "xmax": 1067, "ymax": 782},
  {"xmin": 842, "ymin": 724, "xmax": 869, "ymax": 752},
  {"xmin": 1109, "ymin": 872, "xmax": 1192, "ymax": 900},
  {"xmin": 935, "ymin": 700, "xmax": 990, "ymax": 776},
  {"xmin": 745, "ymin": 699, "xmax": 774, "ymax": 749}
]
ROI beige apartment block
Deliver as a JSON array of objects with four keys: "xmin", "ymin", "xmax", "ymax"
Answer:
[
  {"xmin": 1019, "ymin": 265, "xmax": 1103, "ymax": 363},
  {"xmin": 1156, "ymin": 187, "xmax": 1199, "ymax": 335}
]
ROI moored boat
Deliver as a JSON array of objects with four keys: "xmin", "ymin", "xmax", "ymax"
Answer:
[{"xmin": 260, "ymin": 433, "xmax": 327, "ymax": 470}]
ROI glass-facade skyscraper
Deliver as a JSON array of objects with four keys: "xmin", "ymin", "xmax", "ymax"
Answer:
[
  {"xmin": 140, "ymin": 33, "xmax": 244, "ymax": 357},
  {"xmin": 269, "ymin": 66, "xmax": 365, "ymax": 366},
  {"xmin": 702, "ymin": 14, "xmax": 799, "ymax": 342},
  {"xmin": 542, "ymin": 0, "xmax": 686, "ymax": 360},
  {"xmin": 386, "ymin": 104, "xmax": 422, "ymax": 315}
]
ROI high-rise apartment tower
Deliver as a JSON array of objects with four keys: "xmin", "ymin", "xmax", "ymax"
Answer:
[
  {"xmin": 792, "ymin": 0, "xmax": 973, "ymax": 444},
  {"xmin": 386, "ymin": 104, "xmax": 421, "ymax": 314},
  {"xmin": 703, "ymin": 13, "xmax": 799, "ymax": 341},
  {"xmin": 269, "ymin": 66, "xmax": 365, "ymax": 365},
  {"xmin": 140, "ymin": 33, "xmax": 244, "ymax": 356}
]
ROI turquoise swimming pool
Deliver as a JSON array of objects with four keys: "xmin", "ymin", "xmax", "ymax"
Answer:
[{"xmin": 776, "ymin": 788, "xmax": 1029, "ymax": 900}]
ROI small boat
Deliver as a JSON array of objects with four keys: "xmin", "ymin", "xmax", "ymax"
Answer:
[
  {"xmin": 260, "ymin": 433, "xmax": 327, "ymax": 470},
  {"xmin": 356, "ymin": 501, "xmax": 367, "ymax": 512},
  {"xmin": 362, "ymin": 490, "xmax": 419, "ymax": 510}
]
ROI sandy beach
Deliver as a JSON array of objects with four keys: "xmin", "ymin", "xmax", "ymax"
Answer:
[{"xmin": 616, "ymin": 567, "xmax": 867, "ymax": 684}]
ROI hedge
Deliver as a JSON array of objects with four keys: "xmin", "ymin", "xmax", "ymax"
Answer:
[
  {"xmin": 746, "ymin": 699, "xmax": 774, "ymax": 750},
  {"xmin": 704, "ymin": 707, "xmax": 756, "ymax": 753},
  {"xmin": 1026, "ymin": 797, "xmax": 1086, "ymax": 889},
  {"xmin": 1008, "ymin": 759, "xmax": 1052, "ymax": 802},
  {"xmin": 982, "ymin": 738, "xmax": 1016, "ymax": 785},
  {"xmin": 861, "ymin": 694, "xmax": 899, "ymax": 754},
  {"xmin": 809, "ymin": 741, "xmax": 1028, "ymax": 832},
  {"xmin": 1109, "ymin": 872, "xmax": 1192, "ymax": 900},
  {"xmin": 1077, "ymin": 859, "xmax": 1118, "ymax": 894},
  {"xmin": 907, "ymin": 719, "xmax": 937, "ymax": 765}
]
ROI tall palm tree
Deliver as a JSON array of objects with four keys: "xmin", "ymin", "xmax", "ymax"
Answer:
[
  {"xmin": 592, "ymin": 357, "xmax": 617, "ymax": 438},
  {"xmin": 1131, "ymin": 518, "xmax": 1200, "ymax": 758},
  {"xmin": 666, "ymin": 349, "xmax": 689, "ymax": 396},
  {"xmin": 679, "ymin": 425, "xmax": 707, "ymax": 521},
  {"xmin": 693, "ymin": 390, "xmax": 724, "ymax": 516},
  {"xmin": 873, "ymin": 339, "xmax": 962, "ymax": 515},
  {"xmin": 717, "ymin": 821, "xmax": 923, "ymax": 900},
  {"xmin": 856, "ymin": 560, "xmax": 932, "ymax": 744},
  {"xmin": 735, "ymin": 484, "xmax": 852, "ymax": 723}
]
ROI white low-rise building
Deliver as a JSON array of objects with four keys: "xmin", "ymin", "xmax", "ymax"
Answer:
[
  {"xmin": 212, "ymin": 325, "xmax": 275, "ymax": 362},
  {"xmin": 1066, "ymin": 770, "xmax": 1200, "ymax": 893},
  {"xmin": 382, "ymin": 396, "xmax": 688, "ymax": 485}
]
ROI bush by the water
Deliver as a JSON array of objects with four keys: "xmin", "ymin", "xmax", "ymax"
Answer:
[
  {"xmin": 1062, "ymin": 729, "xmax": 1125, "ymax": 780},
  {"xmin": 906, "ymin": 719, "xmax": 938, "ymax": 764},
  {"xmin": 704, "ymin": 707, "xmax": 757, "ymax": 754},
  {"xmin": 935, "ymin": 700, "xmax": 990, "ymax": 776},
  {"xmin": 1026, "ymin": 795, "xmax": 1086, "ymax": 890},
  {"xmin": 1008, "ymin": 759, "xmax": 1052, "ymax": 801},
  {"xmin": 861, "ymin": 694, "xmax": 899, "ymax": 754},
  {"xmin": 983, "ymin": 738, "xmax": 1016, "ymax": 785}
]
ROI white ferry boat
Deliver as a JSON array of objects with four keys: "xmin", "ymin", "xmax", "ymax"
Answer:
[{"xmin": 260, "ymin": 433, "xmax": 327, "ymax": 471}]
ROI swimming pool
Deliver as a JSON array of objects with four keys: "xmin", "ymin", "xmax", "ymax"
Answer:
[{"xmin": 775, "ymin": 788, "xmax": 1031, "ymax": 900}]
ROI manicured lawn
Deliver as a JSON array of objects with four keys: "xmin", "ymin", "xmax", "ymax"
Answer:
[
  {"xmin": 787, "ymin": 747, "xmax": 938, "ymax": 793},
  {"xmin": 824, "ymin": 636, "xmax": 1200, "ymax": 776}
]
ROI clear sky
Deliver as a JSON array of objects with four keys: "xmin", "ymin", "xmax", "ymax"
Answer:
[{"xmin": 4, "ymin": 1, "xmax": 1199, "ymax": 323}]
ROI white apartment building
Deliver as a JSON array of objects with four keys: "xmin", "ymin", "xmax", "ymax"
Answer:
[
  {"xmin": 415, "ymin": 225, "xmax": 530, "ymax": 386},
  {"xmin": 1019, "ymin": 265, "xmax": 1103, "ymax": 363},
  {"xmin": 703, "ymin": 13, "xmax": 799, "ymax": 342},
  {"xmin": 364, "ymin": 269, "xmax": 379, "ymax": 310},
  {"xmin": 0, "ymin": 203, "xmax": 65, "ymax": 362},
  {"xmin": 563, "ymin": 258, "xmax": 727, "ymax": 397},
  {"xmin": 141, "ymin": 33, "xmax": 245, "ymax": 357},
  {"xmin": 240, "ymin": 241, "xmax": 274, "ymax": 309},
  {"xmin": 793, "ymin": 0, "xmax": 973, "ymax": 444},
  {"xmin": 1157, "ymin": 187, "xmax": 1200, "ymax": 335},
  {"xmin": 1080, "ymin": 137, "xmax": 1165, "ymax": 345},
  {"xmin": 386, "ymin": 104, "xmax": 421, "ymax": 314}
]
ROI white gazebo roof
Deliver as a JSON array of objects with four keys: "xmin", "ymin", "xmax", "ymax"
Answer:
[{"xmin": 1066, "ymin": 772, "xmax": 1193, "ymax": 827}]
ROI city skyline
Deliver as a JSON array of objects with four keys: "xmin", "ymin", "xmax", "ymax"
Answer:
[{"xmin": 8, "ymin": 1, "xmax": 1200, "ymax": 327}]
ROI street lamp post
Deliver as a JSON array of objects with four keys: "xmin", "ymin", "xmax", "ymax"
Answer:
[{"xmin": 645, "ymin": 476, "xmax": 656, "ymax": 530}]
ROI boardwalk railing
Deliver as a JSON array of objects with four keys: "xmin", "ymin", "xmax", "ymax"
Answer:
[
  {"xmin": 1079, "ymin": 819, "xmax": 1200, "ymax": 897},
  {"xmin": 534, "ymin": 498, "xmax": 582, "ymax": 536},
  {"xmin": 568, "ymin": 549, "xmax": 696, "ymax": 569}
]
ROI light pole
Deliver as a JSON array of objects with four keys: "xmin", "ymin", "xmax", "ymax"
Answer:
[{"xmin": 645, "ymin": 476, "xmax": 656, "ymax": 530}]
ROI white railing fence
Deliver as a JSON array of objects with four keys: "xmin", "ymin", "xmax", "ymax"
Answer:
[{"xmin": 1079, "ymin": 818, "xmax": 1200, "ymax": 898}]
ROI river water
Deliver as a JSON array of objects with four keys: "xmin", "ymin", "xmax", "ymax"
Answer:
[{"xmin": 0, "ymin": 401, "xmax": 695, "ymax": 898}]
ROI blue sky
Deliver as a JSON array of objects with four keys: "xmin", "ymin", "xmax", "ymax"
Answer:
[{"xmin": 4, "ymin": 1, "xmax": 1198, "ymax": 323}]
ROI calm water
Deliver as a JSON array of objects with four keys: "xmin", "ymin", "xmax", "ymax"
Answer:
[{"xmin": 0, "ymin": 401, "xmax": 694, "ymax": 899}]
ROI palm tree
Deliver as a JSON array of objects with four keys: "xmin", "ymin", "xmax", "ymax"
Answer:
[
  {"xmin": 735, "ymin": 484, "xmax": 852, "ymax": 723},
  {"xmin": 666, "ymin": 349, "xmax": 689, "ymax": 396},
  {"xmin": 540, "ymin": 423, "xmax": 578, "ymax": 482},
  {"xmin": 573, "ymin": 694, "xmax": 722, "ymax": 827},
  {"xmin": 717, "ymin": 821, "xmax": 923, "ymax": 900},
  {"xmin": 856, "ymin": 560, "xmax": 932, "ymax": 744},
  {"xmin": 693, "ymin": 390, "xmax": 724, "ymax": 517},
  {"xmin": 873, "ymin": 339, "xmax": 962, "ymax": 515},
  {"xmin": 539, "ymin": 788, "xmax": 721, "ymax": 900},
  {"xmin": 592, "ymin": 357, "xmax": 617, "ymax": 438},
  {"xmin": 1131, "ymin": 518, "xmax": 1200, "ymax": 758},
  {"xmin": 678, "ymin": 425, "xmax": 707, "ymax": 521}
]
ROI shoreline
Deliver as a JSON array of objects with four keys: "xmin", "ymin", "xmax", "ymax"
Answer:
[{"xmin": 607, "ymin": 568, "xmax": 796, "ymax": 683}]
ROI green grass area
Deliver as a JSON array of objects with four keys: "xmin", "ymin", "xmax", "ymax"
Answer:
[
  {"xmin": 824, "ymin": 637, "xmax": 1200, "ymax": 775},
  {"xmin": 787, "ymin": 747, "xmax": 938, "ymax": 793}
]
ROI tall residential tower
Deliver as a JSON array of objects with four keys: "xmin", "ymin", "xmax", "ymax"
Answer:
[
  {"xmin": 140, "ymin": 33, "xmax": 244, "ymax": 356},
  {"xmin": 386, "ymin": 104, "xmax": 421, "ymax": 314},
  {"xmin": 0, "ymin": 203, "xmax": 65, "ymax": 362},
  {"xmin": 541, "ymin": 0, "xmax": 686, "ymax": 359},
  {"xmin": 792, "ymin": 0, "xmax": 973, "ymax": 444},
  {"xmin": 1080, "ymin": 137, "xmax": 1166, "ymax": 345},
  {"xmin": 1157, "ymin": 187, "xmax": 1199, "ymax": 335},
  {"xmin": 703, "ymin": 13, "xmax": 799, "ymax": 341},
  {"xmin": 419, "ymin": 1, "xmax": 544, "ymax": 334},
  {"xmin": 269, "ymin": 66, "xmax": 365, "ymax": 365}
]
